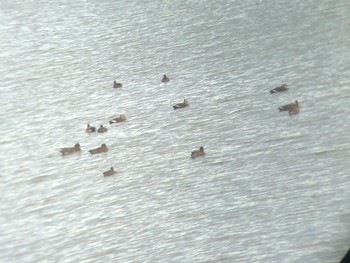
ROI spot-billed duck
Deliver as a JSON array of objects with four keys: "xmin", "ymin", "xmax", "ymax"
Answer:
[
  {"xmin": 88, "ymin": 144, "xmax": 108, "ymax": 154},
  {"xmin": 113, "ymin": 81, "xmax": 122, "ymax": 88},
  {"xmin": 97, "ymin": 125, "xmax": 108, "ymax": 133},
  {"xmin": 59, "ymin": 143, "xmax": 81, "ymax": 156},
  {"xmin": 109, "ymin": 114, "xmax": 126, "ymax": 124},
  {"xmin": 173, "ymin": 99, "xmax": 189, "ymax": 110},
  {"xmin": 278, "ymin": 100, "xmax": 299, "ymax": 111},
  {"xmin": 270, "ymin": 84, "xmax": 289, "ymax": 94},
  {"xmin": 86, "ymin": 124, "xmax": 96, "ymax": 133},
  {"xmin": 103, "ymin": 167, "xmax": 116, "ymax": 177},
  {"xmin": 161, "ymin": 74, "xmax": 170, "ymax": 83},
  {"xmin": 191, "ymin": 146, "xmax": 205, "ymax": 159}
]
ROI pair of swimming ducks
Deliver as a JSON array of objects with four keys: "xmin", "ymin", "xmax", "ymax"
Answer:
[
  {"xmin": 114, "ymin": 74, "xmax": 169, "ymax": 89},
  {"xmin": 86, "ymin": 124, "xmax": 108, "ymax": 133},
  {"xmin": 85, "ymin": 115, "xmax": 127, "ymax": 133},
  {"xmin": 113, "ymin": 74, "xmax": 169, "ymax": 88},
  {"xmin": 270, "ymin": 84, "xmax": 300, "ymax": 115},
  {"xmin": 161, "ymin": 75, "xmax": 190, "ymax": 109},
  {"xmin": 59, "ymin": 143, "xmax": 108, "ymax": 156}
]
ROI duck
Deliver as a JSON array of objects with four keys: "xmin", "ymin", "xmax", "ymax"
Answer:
[
  {"xmin": 59, "ymin": 143, "xmax": 81, "ymax": 156},
  {"xmin": 278, "ymin": 100, "xmax": 299, "ymax": 111},
  {"xmin": 161, "ymin": 74, "xmax": 170, "ymax": 83},
  {"xmin": 191, "ymin": 146, "xmax": 205, "ymax": 159},
  {"xmin": 173, "ymin": 99, "xmax": 189, "ymax": 110},
  {"xmin": 86, "ymin": 124, "xmax": 96, "ymax": 133},
  {"xmin": 97, "ymin": 125, "xmax": 108, "ymax": 133},
  {"xmin": 109, "ymin": 114, "xmax": 127, "ymax": 124},
  {"xmin": 113, "ymin": 81, "xmax": 122, "ymax": 88},
  {"xmin": 288, "ymin": 107, "xmax": 300, "ymax": 116},
  {"xmin": 103, "ymin": 167, "xmax": 116, "ymax": 177},
  {"xmin": 270, "ymin": 83, "xmax": 289, "ymax": 94},
  {"xmin": 88, "ymin": 143, "xmax": 108, "ymax": 154}
]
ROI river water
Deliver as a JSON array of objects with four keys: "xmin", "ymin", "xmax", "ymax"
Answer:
[{"xmin": 1, "ymin": 0, "xmax": 349, "ymax": 262}]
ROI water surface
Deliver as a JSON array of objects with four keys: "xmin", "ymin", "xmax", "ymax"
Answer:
[{"xmin": 1, "ymin": 0, "xmax": 349, "ymax": 262}]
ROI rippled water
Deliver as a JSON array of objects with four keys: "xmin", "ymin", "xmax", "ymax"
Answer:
[{"xmin": 1, "ymin": 0, "xmax": 350, "ymax": 262}]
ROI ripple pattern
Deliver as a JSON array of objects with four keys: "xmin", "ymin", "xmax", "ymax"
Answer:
[{"xmin": 1, "ymin": 0, "xmax": 350, "ymax": 262}]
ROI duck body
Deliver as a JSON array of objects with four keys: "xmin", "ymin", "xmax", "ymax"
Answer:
[
  {"xmin": 288, "ymin": 107, "xmax": 300, "ymax": 115},
  {"xmin": 88, "ymin": 144, "xmax": 108, "ymax": 154},
  {"xmin": 109, "ymin": 114, "xmax": 126, "ymax": 124},
  {"xmin": 270, "ymin": 84, "xmax": 289, "ymax": 94},
  {"xmin": 191, "ymin": 146, "xmax": 205, "ymax": 159},
  {"xmin": 161, "ymin": 74, "xmax": 170, "ymax": 83},
  {"xmin": 103, "ymin": 167, "xmax": 116, "ymax": 177},
  {"xmin": 278, "ymin": 100, "xmax": 299, "ymax": 111},
  {"xmin": 86, "ymin": 124, "xmax": 96, "ymax": 133},
  {"xmin": 173, "ymin": 99, "xmax": 189, "ymax": 110},
  {"xmin": 113, "ymin": 81, "xmax": 122, "ymax": 88},
  {"xmin": 60, "ymin": 143, "xmax": 81, "ymax": 156},
  {"xmin": 97, "ymin": 125, "xmax": 108, "ymax": 133}
]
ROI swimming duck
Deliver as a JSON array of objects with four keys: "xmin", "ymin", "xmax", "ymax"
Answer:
[
  {"xmin": 191, "ymin": 146, "xmax": 205, "ymax": 159},
  {"xmin": 278, "ymin": 100, "xmax": 299, "ymax": 111},
  {"xmin": 88, "ymin": 143, "xmax": 108, "ymax": 154},
  {"xmin": 173, "ymin": 99, "xmax": 189, "ymax": 110},
  {"xmin": 97, "ymin": 125, "xmax": 108, "ymax": 133},
  {"xmin": 59, "ymin": 143, "xmax": 81, "ymax": 156},
  {"xmin": 103, "ymin": 167, "xmax": 116, "ymax": 177},
  {"xmin": 86, "ymin": 124, "xmax": 96, "ymax": 133},
  {"xmin": 113, "ymin": 81, "xmax": 122, "ymax": 88},
  {"xmin": 161, "ymin": 74, "xmax": 170, "ymax": 83},
  {"xmin": 270, "ymin": 83, "xmax": 289, "ymax": 94},
  {"xmin": 109, "ymin": 114, "xmax": 127, "ymax": 124}
]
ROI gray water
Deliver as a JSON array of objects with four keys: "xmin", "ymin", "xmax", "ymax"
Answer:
[{"xmin": 1, "ymin": 0, "xmax": 349, "ymax": 262}]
